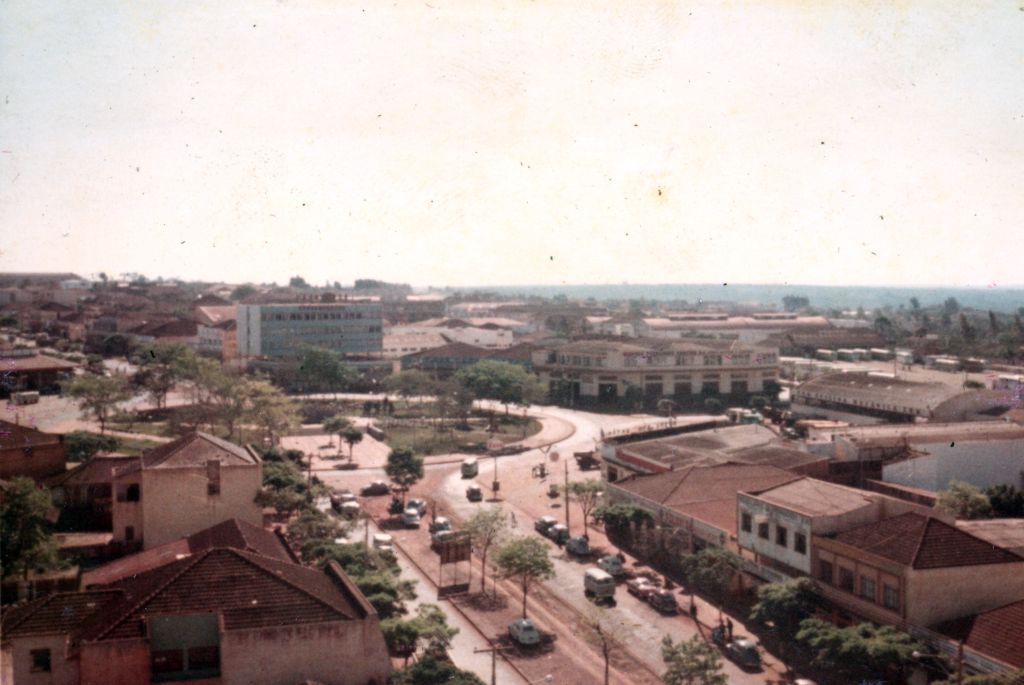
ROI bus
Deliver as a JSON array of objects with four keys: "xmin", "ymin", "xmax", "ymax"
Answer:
[{"xmin": 460, "ymin": 457, "xmax": 478, "ymax": 478}]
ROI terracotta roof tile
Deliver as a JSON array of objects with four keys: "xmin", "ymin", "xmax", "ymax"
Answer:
[
  {"xmin": 83, "ymin": 548, "xmax": 365, "ymax": 642},
  {"xmin": 934, "ymin": 599, "xmax": 1024, "ymax": 669},
  {"xmin": 1, "ymin": 590, "xmax": 123, "ymax": 637},
  {"xmin": 137, "ymin": 432, "xmax": 259, "ymax": 470},
  {"xmin": 833, "ymin": 512, "xmax": 1024, "ymax": 569}
]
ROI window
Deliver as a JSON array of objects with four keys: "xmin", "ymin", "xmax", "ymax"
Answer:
[
  {"xmin": 838, "ymin": 567, "xmax": 855, "ymax": 592},
  {"xmin": 206, "ymin": 460, "xmax": 221, "ymax": 497},
  {"xmin": 818, "ymin": 560, "xmax": 834, "ymax": 584},
  {"xmin": 757, "ymin": 522, "xmax": 769, "ymax": 540},
  {"xmin": 740, "ymin": 512, "xmax": 752, "ymax": 533},
  {"xmin": 30, "ymin": 649, "xmax": 51, "ymax": 673},
  {"xmin": 883, "ymin": 584, "xmax": 900, "ymax": 610},
  {"xmin": 150, "ymin": 613, "xmax": 220, "ymax": 682},
  {"xmin": 125, "ymin": 526, "xmax": 135, "ymax": 541},
  {"xmin": 775, "ymin": 525, "xmax": 788, "ymax": 547},
  {"xmin": 794, "ymin": 532, "xmax": 807, "ymax": 555},
  {"xmin": 860, "ymin": 576, "xmax": 877, "ymax": 602}
]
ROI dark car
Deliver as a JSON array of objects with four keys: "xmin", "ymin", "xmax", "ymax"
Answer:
[
  {"xmin": 725, "ymin": 638, "xmax": 762, "ymax": 671},
  {"xmin": 360, "ymin": 480, "xmax": 391, "ymax": 496},
  {"xmin": 646, "ymin": 589, "xmax": 678, "ymax": 614},
  {"xmin": 466, "ymin": 485, "xmax": 483, "ymax": 502}
]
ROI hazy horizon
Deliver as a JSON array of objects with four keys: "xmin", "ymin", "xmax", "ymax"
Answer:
[{"xmin": 2, "ymin": 2, "xmax": 1022, "ymax": 288}]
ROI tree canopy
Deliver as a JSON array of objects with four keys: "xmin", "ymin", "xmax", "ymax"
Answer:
[
  {"xmin": 455, "ymin": 360, "xmax": 543, "ymax": 411},
  {"xmin": 494, "ymin": 535, "xmax": 554, "ymax": 618},
  {"xmin": 462, "ymin": 507, "xmax": 510, "ymax": 593},
  {"xmin": 796, "ymin": 619, "xmax": 920, "ymax": 681},
  {"xmin": 660, "ymin": 634, "xmax": 728, "ymax": 685},
  {"xmin": 66, "ymin": 373, "xmax": 133, "ymax": 434},
  {"xmin": 681, "ymin": 547, "xmax": 737, "ymax": 606},
  {"xmin": 1, "ymin": 477, "xmax": 61, "ymax": 580},
  {"xmin": 385, "ymin": 448, "xmax": 424, "ymax": 502},
  {"xmin": 566, "ymin": 479, "xmax": 605, "ymax": 538},
  {"xmin": 748, "ymin": 577, "xmax": 817, "ymax": 637},
  {"xmin": 936, "ymin": 480, "xmax": 993, "ymax": 519}
]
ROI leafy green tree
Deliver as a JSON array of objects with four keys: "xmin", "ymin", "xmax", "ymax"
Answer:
[
  {"xmin": 681, "ymin": 547, "xmax": 736, "ymax": 607},
  {"xmin": 960, "ymin": 313, "xmax": 976, "ymax": 341},
  {"xmin": 796, "ymin": 619, "xmax": 920, "ymax": 682},
  {"xmin": 494, "ymin": 536, "xmax": 554, "ymax": 618},
  {"xmin": 245, "ymin": 378, "xmax": 300, "ymax": 445},
  {"xmin": 410, "ymin": 603, "xmax": 459, "ymax": 656},
  {"xmin": 66, "ymin": 373, "xmax": 133, "ymax": 434},
  {"xmin": 355, "ymin": 570, "xmax": 416, "ymax": 619},
  {"xmin": 1, "ymin": 477, "xmax": 61, "ymax": 580},
  {"xmin": 936, "ymin": 480, "xmax": 993, "ymax": 519},
  {"xmin": 462, "ymin": 507, "xmax": 509, "ymax": 593},
  {"xmin": 660, "ymin": 634, "xmax": 728, "ymax": 685},
  {"xmin": 749, "ymin": 577, "xmax": 817, "ymax": 637},
  {"xmin": 389, "ymin": 656, "xmax": 485, "ymax": 685},
  {"xmin": 385, "ymin": 448, "xmax": 424, "ymax": 504},
  {"xmin": 296, "ymin": 345, "xmax": 355, "ymax": 397},
  {"xmin": 782, "ymin": 295, "xmax": 810, "ymax": 312},
  {"xmin": 133, "ymin": 342, "xmax": 193, "ymax": 409},
  {"xmin": 230, "ymin": 284, "xmax": 256, "ymax": 301},
  {"xmin": 593, "ymin": 503, "xmax": 653, "ymax": 535},
  {"xmin": 455, "ymin": 360, "xmax": 544, "ymax": 414},
  {"xmin": 323, "ymin": 415, "xmax": 353, "ymax": 458},
  {"xmin": 384, "ymin": 370, "xmax": 436, "ymax": 406},
  {"xmin": 342, "ymin": 427, "xmax": 363, "ymax": 463},
  {"xmin": 566, "ymin": 479, "xmax": 605, "ymax": 538},
  {"xmin": 943, "ymin": 297, "xmax": 961, "ymax": 316},
  {"xmin": 64, "ymin": 431, "xmax": 120, "ymax": 462},
  {"xmin": 986, "ymin": 484, "xmax": 1024, "ymax": 517},
  {"xmin": 381, "ymin": 617, "xmax": 420, "ymax": 664},
  {"xmin": 288, "ymin": 275, "xmax": 310, "ymax": 288}
]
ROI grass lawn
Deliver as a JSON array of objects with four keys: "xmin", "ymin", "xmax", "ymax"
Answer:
[{"xmin": 382, "ymin": 418, "xmax": 542, "ymax": 456}]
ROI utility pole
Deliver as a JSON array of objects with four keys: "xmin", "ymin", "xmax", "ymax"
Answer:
[{"xmin": 474, "ymin": 640, "xmax": 508, "ymax": 685}]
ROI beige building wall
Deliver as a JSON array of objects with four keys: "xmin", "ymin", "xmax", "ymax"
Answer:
[
  {"xmin": 139, "ymin": 465, "xmax": 262, "ymax": 549},
  {"xmin": 905, "ymin": 562, "xmax": 1024, "ymax": 627},
  {"xmin": 111, "ymin": 475, "xmax": 144, "ymax": 545},
  {"xmin": 219, "ymin": 620, "xmax": 391, "ymax": 685},
  {"xmin": 3, "ymin": 635, "xmax": 78, "ymax": 685}
]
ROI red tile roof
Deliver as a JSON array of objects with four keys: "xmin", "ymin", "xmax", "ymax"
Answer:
[
  {"xmin": 135, "ymin": 431, "xmax": 259, "ymax": 470},
  {"xmin": 0, "ymin": 353, "xmax": 77, "ymax": 372},
  {"xmin": 1, "ymin": 590, "xmax": 123, "ymax": 638},
  {"xmin": 403, "ymin": 342, "xmax": 492, "ymax": 359},
  {"xmin": 82, "ymin": 548, "xmax": 367, "ymax": 641},
  {"xmin": 833, "ymin": 512, "xmax": 1024, "ymax": 569},
  {"xmin": 81, "ymin": 519, "xmax": 296, "ymax": 587},
  {"xmin": 934, "ymin": 599, "xmax": 1024, "ymax": 669},
  {"xmin": 0, "ymin": 419, "xmax": 62, "ymax": 451},
  {"xmin": 47, "ymin": 454, "xmax": 140, "ymax": 487},
  {"xmin": 614, "ymin": 463, "xmax": 801, "ymax": 536}
]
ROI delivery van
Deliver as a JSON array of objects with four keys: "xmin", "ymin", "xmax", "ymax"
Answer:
[{"xmin": 584, "ymin": 568, "xmax": 616, "ymax": 602}]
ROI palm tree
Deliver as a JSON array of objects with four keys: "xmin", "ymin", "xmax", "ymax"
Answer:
[
  {"xmin": 342, "ymin": 426, "xmax": 363, "ymax": 464},
  {"xmin": 322, "ymin": 415, "xmax": 352, "ymax": 459}
]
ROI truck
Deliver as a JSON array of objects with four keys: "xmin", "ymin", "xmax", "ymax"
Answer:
[
  {"xmin": 11, "ymin": 391, "xmax": 39, "ymax": 405},
  {"xmin": 573, "ymin": 451, "xmax": 600, "ymax": 470},
  {"xmin": 584, "ymin": 568, "xmax": 616, "ymax": 602}
]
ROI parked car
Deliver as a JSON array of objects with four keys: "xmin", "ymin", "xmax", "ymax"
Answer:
[
  {"xmin": 583, "ymin": 568, "xmax": 616, "ymax": 602},
  {"xmin": 597, "ymin": 554, "xmax": 625, "ymax": 577},
  {"xmin": 646, "ymin": 589, "xmax": 678, "ymax": 614},
  {"xmin": 626, "ymin": 577, "xmax": 656, "ymax": 599},
  {"xmin": 361, "ymin": 480, "xmax": 391, "ymax": 496},
  {"xmin": 725, "ymin": 638, "xmax": 762, "ymax": 670},
  {"xmin": 338, "ymin": 501, "xmax": 360, "ymax": 518},
  {"xmin": 546, "ymin": 524, "xmax": 569, "ymax": 544},
  {"xmin": 466, "ymin": 485, "xmax": 483, "ymax": 502},
  {"xmin": 429, "ymin": 516, "xmax": 452, "ymax": 534},
  {"xmin": 565, "ymin": 536, "xmax": 590, "ymax": 556},
  {"xmin": 407, "ymin": 498, "xmax": 428, "ymax": 516},
  {"xmin": 401, "ymin": 508, "xmax": 422, "ymax": 528},
  {"xmin": 534, "ymin": 516, "xmax": 557, "ymax": 535},
  {"xmin": 431, "ymin": 529, "xmax": 456, "ymax": 550},
  {"xmin": 508, "ymin": 618, "xmax": 542, "ymax": 646},
  {"xmin": 331, "ymin": 491, "xmax": 357, "ymax": 511},
  {"xmin": 372, "ymin": 533, "xmax": 394, "ymax": 553}
]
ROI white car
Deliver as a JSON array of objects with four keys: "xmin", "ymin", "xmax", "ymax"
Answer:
[
  {"xmin": 508, "ymin": 618, "xmax": 542, "ymax": 646},
  {"xmin": 372, "ymin": 534, "xmax": 394, "ymax": 553},
  {"xmin": 401, "ymin": 509, "xmax": 422, "ymax": 528},
  {"xmin": 597, "ymin": 554, "xmax": 625, "ymax": 577},
  {"xmin": 406, "ymin": 498, "xmax": 428, "ymax": 516}
]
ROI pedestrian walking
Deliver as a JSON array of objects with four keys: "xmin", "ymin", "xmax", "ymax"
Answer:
[
  {"xmin": 726, "ymin": 617, "xmax": 733, "ymax": 641},
  {"xmin": 509, "ymin": 512, "xmax": 517, "ymax": 528}
]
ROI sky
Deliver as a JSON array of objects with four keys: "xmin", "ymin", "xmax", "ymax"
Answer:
[{"xmin": 1, "ymin": 1, "xmax": 1022, "ymax": 289}]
